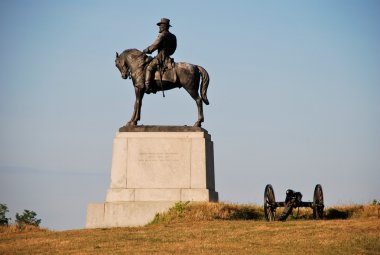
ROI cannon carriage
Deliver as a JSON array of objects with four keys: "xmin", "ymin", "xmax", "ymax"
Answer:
[{"xmin": 264, "ymin": 184, "xmax": 324, "ymax": 221}]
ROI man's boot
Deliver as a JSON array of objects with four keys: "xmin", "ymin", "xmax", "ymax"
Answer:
[
  {"xmin": 144, "ymin": 73, "xmax": 151, "ymax": 93},
  {"xmin": 145, "ymin": 67, "xmax": 154, "ymax": 94},
  {"xmin": 144, "ymin": 82, "xmax": 151, "ymax": 94}
]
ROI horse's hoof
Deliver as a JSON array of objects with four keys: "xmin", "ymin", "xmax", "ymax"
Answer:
[
  {"xmin": 193, "ymin": 122, "xmax": 202, "ymax": 127},
  {"xmin": 127, "ymin": 121, "xmax": 137, "ymax": 126}
]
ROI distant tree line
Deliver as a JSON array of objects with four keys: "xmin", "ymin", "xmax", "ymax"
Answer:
[{"xmin": 0, "ymin": 203, "xmax": 41, "ymax": 228}]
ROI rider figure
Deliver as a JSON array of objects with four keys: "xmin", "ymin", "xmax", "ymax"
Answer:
[{"xmin": 143, "ymin": 18, "xmax": 177, "ymax": 93}]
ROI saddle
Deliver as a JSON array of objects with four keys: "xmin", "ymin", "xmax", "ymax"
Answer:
[
  {"xmin": 154, "ymin": 67, "xmax": 177, "ymax": 83},
  {"xmin": 155, "ymin": 58, "xmax": 177, "ymax": 83}
]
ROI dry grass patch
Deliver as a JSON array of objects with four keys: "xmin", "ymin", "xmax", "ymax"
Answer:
[
  {"xmin": 1, "ymin": 203, "xmax": 379, "ymax": 254},
  {"xmin": 150, "ymin": 202, "xmax": 264, "ymax": 224},
  {"xmin": 150, "ymin": 202, "xmax": 380, "ymax": 224},
  {"xmin": 2, "ymin": 219, "xmax": 379, "ymax": 254}
]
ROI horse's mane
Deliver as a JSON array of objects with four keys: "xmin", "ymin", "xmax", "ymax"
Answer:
[{"xmin": 121, "ymin": 48, "xmax": 146, "ymax": 69}]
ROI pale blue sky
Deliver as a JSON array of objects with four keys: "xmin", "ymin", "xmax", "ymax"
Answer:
[{"xmin": 1, "ymin": 1, "xmax": 379, "ymax": 230}]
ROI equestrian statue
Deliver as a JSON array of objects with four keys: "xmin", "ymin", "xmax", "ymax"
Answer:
[{"xmin": 115, "ymin": 18, "xmax": 210, "ymax": 127}]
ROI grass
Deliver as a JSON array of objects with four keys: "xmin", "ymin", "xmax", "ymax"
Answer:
[
  {"xmin": 149, "ymin": 202, "xmax": 265, "ymax": 224},
  {"xmin": 1, "ymin": 203, "xmax": 379, "ymax": 254},
  {"xmin": 150, "ymin": 202, "xmax": 380, "ymax": 223}
]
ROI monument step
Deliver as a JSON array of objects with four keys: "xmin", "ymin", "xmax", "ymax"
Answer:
[
  {"xmin": 106, "ymin": 188, "xmax": 218, "ymax": 202},
  {"xmin": 86, "ymin": 201, "xmax": 175, "ymax": 228}
]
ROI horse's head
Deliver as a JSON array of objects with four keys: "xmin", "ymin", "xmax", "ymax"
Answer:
[
  {"xmin": 115, "ymin": 52, "xmax": 130, "ymax": 79},
  {"xmin": 115, "ymin": 49, "xmax": 147, "ymax": 80}
]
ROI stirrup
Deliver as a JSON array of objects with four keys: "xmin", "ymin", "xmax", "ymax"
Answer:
[{"xmin": 145, "ymin": 84, "xmax": 154, "ymax": 94}]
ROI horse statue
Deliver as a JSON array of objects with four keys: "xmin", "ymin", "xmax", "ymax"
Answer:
[{"xmin": 115, "ymin": 48, "xmax": 210, "ymax": 127}]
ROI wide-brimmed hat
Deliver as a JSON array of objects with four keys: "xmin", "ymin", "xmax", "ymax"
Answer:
[{"xmin": 157, "ymin": 18, "xmax": 172, "ymax": 27}]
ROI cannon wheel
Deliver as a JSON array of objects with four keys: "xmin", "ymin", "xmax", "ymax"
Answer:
[
  {"xmin": 313, "ymin": 184, "xmax": 324, "ymax": 219},
  {"xmin": 264, "ymin": 184, "xmax": 276, "ymax": 221}
]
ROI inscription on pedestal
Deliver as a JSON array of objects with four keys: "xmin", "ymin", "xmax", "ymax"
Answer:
[
  {"xmin": 127, "ymin": 138, "xmax": 191, "ymax": 188},
  {"xmin": 138, "ymin": 152, "xmax": 180, "ymax": 162}
]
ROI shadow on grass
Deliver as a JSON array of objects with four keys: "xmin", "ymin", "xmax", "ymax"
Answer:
[
  {"xmin": 218, "ymin": 205, "xmax": 264, "ymax": 220},
  {"xmin": 325, "ymin": 208, "xmax": 352, "ymax": 219}
]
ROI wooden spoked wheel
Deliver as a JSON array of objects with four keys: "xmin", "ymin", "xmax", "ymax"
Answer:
[
  {"xmin": 313, "ymin": 184, "xmax": 324, "ymax": 219},
  {"xmin": 264, "ymin": 184, "xmax": 276, "ymax": 221}
]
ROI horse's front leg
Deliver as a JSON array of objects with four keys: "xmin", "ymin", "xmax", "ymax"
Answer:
[
  {"xmin": 127, "ymin": 87, "xmax": 144, "ymax": 126},
  {"xmin": 135, "ymin": 87, "xmax": 144, "ymax": 122},
  {"xmin": 127, "ymin": 98, "xmax": 138, "ymax": 126}
]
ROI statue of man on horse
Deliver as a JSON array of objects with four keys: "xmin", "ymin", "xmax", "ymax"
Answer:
[
  {"xmin": 115, "ymin": 18, "xmax": 210, "ymax": 127},
  {"xmin": 143, "ymin": 18, "xmax": 177, "ymax": 94}
]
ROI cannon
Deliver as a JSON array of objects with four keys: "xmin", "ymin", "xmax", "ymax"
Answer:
[{"xmin": 264, "ymin": 184, "xmax": 324, "ymax": 221}]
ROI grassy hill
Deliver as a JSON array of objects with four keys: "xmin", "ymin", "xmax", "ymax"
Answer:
[{"xmin": 1, "ymin": 203, "xmax": 379, "ymax": 254}]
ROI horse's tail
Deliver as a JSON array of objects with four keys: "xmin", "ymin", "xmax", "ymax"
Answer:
[{"xmin": 197, "ymin": 65, "xmax": 210, "ymax": 105}]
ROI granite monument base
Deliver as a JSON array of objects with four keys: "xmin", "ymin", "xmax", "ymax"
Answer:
[{"xmin": 86, "ymin": 126, "xmax": 218, "ymax": 228}]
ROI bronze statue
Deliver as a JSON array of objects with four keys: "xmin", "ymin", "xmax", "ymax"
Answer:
[{"xmin": 115, "ymin": 18, "xmax": 210, "ymax": 127}]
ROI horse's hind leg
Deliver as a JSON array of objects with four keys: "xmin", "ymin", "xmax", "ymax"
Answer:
[
  {"xmin": 194, "ymin": 96, "xmax": 204, "ymax": 127},
  {"xmin": 188, "ymin": 90, "xmax": 204, "ymax": 127}
]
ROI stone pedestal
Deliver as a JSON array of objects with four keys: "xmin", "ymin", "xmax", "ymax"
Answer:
[{"xmin": 86, "ymin": 126, "xmax": 218, "ymax": 228}]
